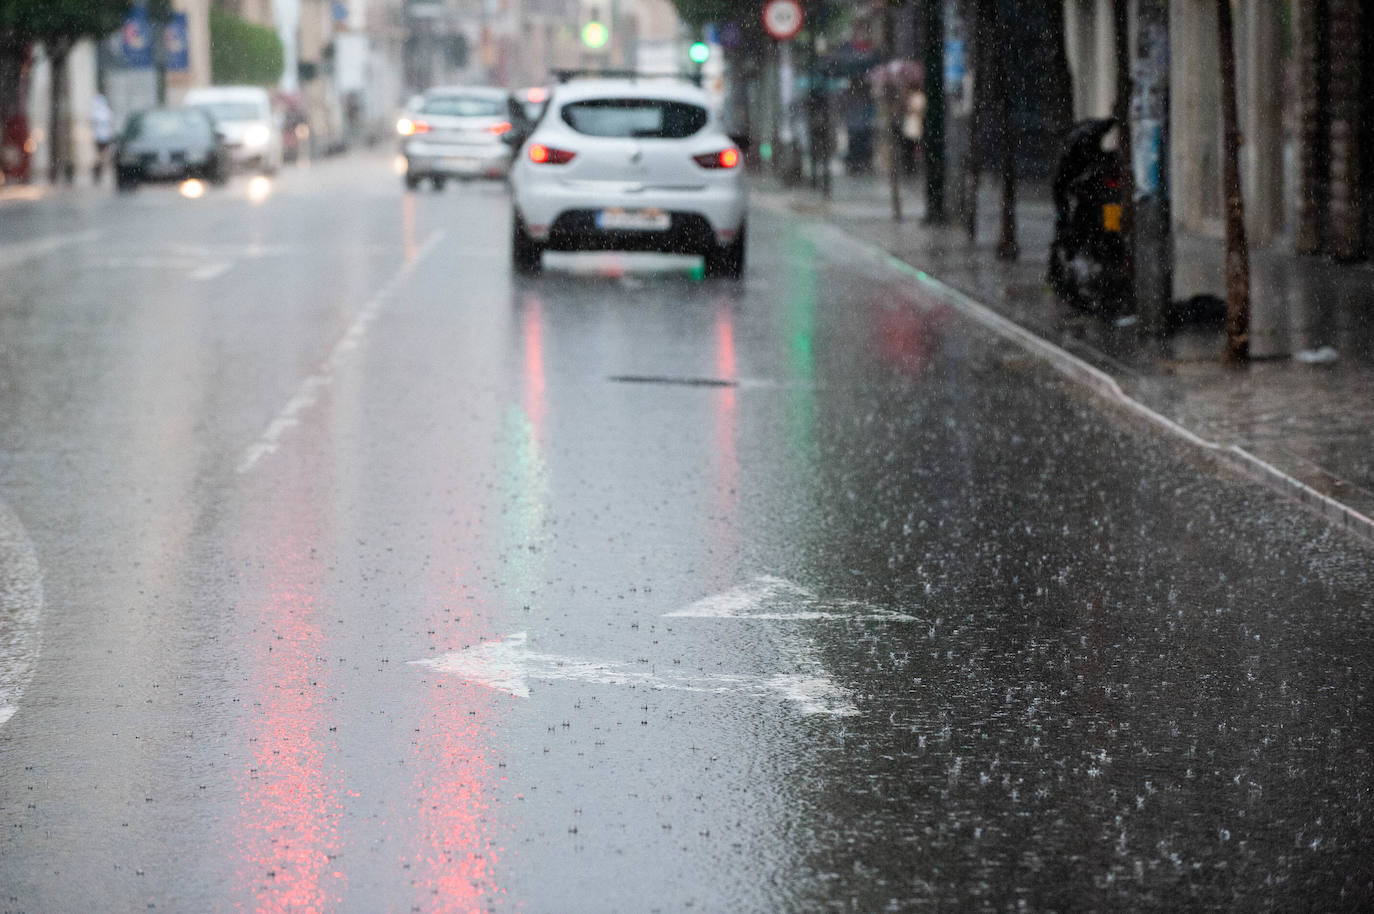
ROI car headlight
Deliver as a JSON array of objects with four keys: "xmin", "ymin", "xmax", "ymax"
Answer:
[{"xmin": 243, "ymin": 124, "xmax": 270, "ymax": 148}]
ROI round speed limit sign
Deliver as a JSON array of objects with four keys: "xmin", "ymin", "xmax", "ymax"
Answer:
[{"xmin": 762, "ymin": 0, "xmax": 804, "ymax": 42}]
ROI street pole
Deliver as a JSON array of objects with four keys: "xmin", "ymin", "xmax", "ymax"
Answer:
[
  {"xmin": 1130, "ymin": 0, "xmax": 1172, "ymax": 337},
  {"xmin": 149, "ymin": 0, "xmax": 171, "ymax": 106}
]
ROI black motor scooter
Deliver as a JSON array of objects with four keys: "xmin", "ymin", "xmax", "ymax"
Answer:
[{"xmin": 1047, "ymin": 118, "xmax": 1129, "ymax": 313}]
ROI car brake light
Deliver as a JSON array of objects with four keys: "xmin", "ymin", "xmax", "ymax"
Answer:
[
  {"xmin": 529, "ymin": 143, "xmax": 576, "ymax": 165},
  {"xmin": 488, "ymin": 121, "xmax": 512, "ymax": 135},
  {"xmin": 694, "ymin": 148, "xmax": 741, "ymax": 169},
  {"xmin": 397, "ymin": 118, "xmax": 431, "ymax": 136}
]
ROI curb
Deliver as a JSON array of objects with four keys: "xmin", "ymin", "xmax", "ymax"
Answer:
[{"xmin": 760, "ymin": 196, "xmax": 1374, "ymax": 545}]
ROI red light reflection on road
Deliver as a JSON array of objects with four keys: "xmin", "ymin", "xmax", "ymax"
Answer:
[
  {"xmin": 710, "ymin": 299, "xmax": 741, "ymax": 586},
  {"xmin": 872, "ymin": 291, "xmax": 949, "ymax": 376},
  {"xmin": 522, "ymin": 294, "xmax": 547, "ymax": 442},
  {"xmin": 233, "ymin": 524, "xmax": 343, "ymax": 913},
  {"xmin": 402, "ymin": 328, "xmax": 522, "ymax": 909},
  {"xmin": 407, "ymin": 675, "xmax": 505, "ymax": 912}
]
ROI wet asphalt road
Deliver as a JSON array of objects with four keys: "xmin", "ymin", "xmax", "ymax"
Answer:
[{"xmin": 1, "ymin": 156, "xmax": 1372, "ymax": 913}]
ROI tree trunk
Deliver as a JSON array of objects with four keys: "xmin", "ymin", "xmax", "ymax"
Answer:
[
  {"xmin": 885, "ymin": 5, "xmax": 902, "ymax": 222},
  {"xmin": 1111, "ymin": 0, "xmax": 1136, "ymax": 313},
  {"xmin": 1042, "ymin": 0, "xmax": 1075, "ymax": 139},
  {"xmin": 923, "ymin": 0, "xmax": 947, "ymax": 223},
  {"xmin": 962, "ymin": 0, "xmax": 990, "ymax": 241},
  {"xmin": 47, "ymin": 39, "xmax": 72, "ymax": 186},
  {"xmin": 1217, "ymin": 0, "xmax": 1250, "ymax": 364},
  {"xmin": 994, "ymin": 0, "xmax": 1017, "ymax": 259},
  {"xmin": 0, "ymin": 34, "xmax": 26, "ymax": 124}
]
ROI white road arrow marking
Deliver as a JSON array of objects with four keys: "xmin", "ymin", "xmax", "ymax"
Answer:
[
  {"xmin": 665, "ymin": 575, "xmax": 918, "ymax": 622},
  {"xmin": 411, "ymin": 632, "xmax": 859, "ymax": 716}
]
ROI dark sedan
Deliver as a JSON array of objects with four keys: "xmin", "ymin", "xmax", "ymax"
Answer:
[{"xmin": 115, "ymin": 107, "xmax": 229, "ymax": 191}]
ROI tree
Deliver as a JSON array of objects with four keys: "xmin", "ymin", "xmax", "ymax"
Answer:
[
  {"xmin": 0, "ymin": 0, "xmax": 134, "ymax": 183},
  {"xmin": 1111, "ymin": 0, "xmax": 1136, "ymax": 313},
  {"xmin": 1039, "ymin": 1, "xmax": 1074, "ymax": 141},
  {"xmin": 992, "ymin": 0, "xmax": 1017, "ymax": 260},
  {"xmin": 923, "ymin": 0, "xmax": 947, "ymax": 223},
  {"xmin": 1216, "ymin": 0, "xmax": 1250, "ymax": 364},
  {"xmin": 961, "ymin": 0, "xmax": 990, "ymax": 241},
  {"xmin": 210, "ymin": 7, "xmax": 284, "ymax": 87}
]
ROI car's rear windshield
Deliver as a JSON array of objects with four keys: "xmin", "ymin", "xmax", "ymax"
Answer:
[
  {"xmin": 127, "ymin": 110, "xmax": 211, "ymax": 140},
  {"xmin": 560, "ymin": 99, "xmax": 708, "ymax": 139},
  {"xmin": 421, "ymin": 95, "xmax": 506, "ymax": 117},
  {"xmin": 193, "ymin": 102, "xmax": 262, "ymax": 122}
]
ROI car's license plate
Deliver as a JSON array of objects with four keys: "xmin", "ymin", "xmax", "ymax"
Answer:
[
  {"xmin": 597, "ymin": 208, "xmax": 670, "ymax": 231},
  {"xmin": 1103, "ymin": 203, "xmax": 1122, "ymax": 232},
  {"xmin": 444, "ymin": 157, "xmax": 478, "ymax": 170}
]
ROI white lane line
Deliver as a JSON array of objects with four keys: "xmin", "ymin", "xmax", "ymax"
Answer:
[
  {"xmin": 665, "ymin": 575, "xmax": 918, "ymax": 622},
  {"xmin": 0, "ymin": 229, "xmax": 102, "ymax": 272},
  {"xmin": 0, "ymin": 499, "xmax": 44, "ymax": 730},
  {"xmin": 236, "ymin": 230, "xmax": 444, "ymax": 475},
  {"xmin": 411, "ymin": 632, "xmax": 860, "ymax": 716}
]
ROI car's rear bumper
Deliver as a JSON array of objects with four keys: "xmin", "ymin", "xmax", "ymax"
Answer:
[
  {"xmin": 405, "ymin": 141, "xmax": 512, "ymax": 178},
  {"xmin": 540, "ymin": 210, "xmax": 718, "ymax": 254},
  {"xmin": 514, "ymin": 180, "xmax": 746, "ymax": 247}
]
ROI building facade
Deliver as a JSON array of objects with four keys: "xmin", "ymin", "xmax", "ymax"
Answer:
[{"xmin": 1065, "ymin": 0, "xmax": 1373, "ymax": 260}]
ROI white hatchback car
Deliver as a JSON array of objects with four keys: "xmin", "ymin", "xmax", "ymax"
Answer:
[
  {"xmin": 507, "ymin": 75, "xmax": 747, "ymax": 278},
  {"xmin": 399, "ymin": 86, "xmax": 515, "ymax": 189}
]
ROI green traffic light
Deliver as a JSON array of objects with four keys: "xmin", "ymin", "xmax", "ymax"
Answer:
[
  {"xmin": 582, "ymin": 21, "xmax": 609, "ymax": 49},
  {"xmin": 688, "ymin": 41, "xmax": 710, "ymax": 64}
]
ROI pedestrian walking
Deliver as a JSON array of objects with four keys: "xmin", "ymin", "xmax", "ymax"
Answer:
[
  {"xmin": 90, "ymin": 93, "xmax": 114, "ymax": 184},
  {"xmin": 900, "ymin": 89, "xmax": 926, "ymax": 177}
]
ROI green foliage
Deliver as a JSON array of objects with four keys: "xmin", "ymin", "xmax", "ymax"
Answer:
[
  {"xmin": 209, "ymin": 6, "xmax": 283, "ymax": 87},
  {"xmin": 0, "ymin": 0, "xmax": 134, "ymax": 44}
]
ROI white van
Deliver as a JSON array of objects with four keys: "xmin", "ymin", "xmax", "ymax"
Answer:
[{"xmin": 184, "ymin": 86, "xmax": 282, "ymax": 174}]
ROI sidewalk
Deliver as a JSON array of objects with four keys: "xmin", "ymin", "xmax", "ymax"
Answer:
[{"xmin": 756, "ymin": 171, "xmax": 1374, "ymax": 536}]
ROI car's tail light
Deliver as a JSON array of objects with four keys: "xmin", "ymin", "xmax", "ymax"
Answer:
[
  {"xmin": 528, "ymin": 143, "xmax": 576, "ymax": 165},
  {"xmin": 396, "ymin": 118, "xmax": 431, "ymax": 137},
  {"xmin": 487, "ymin": 121, "xmax": 512, "ymax": 135},
  {"xmin": 694, "ymin": 148, "xmax": 741, "ymax": 169}
]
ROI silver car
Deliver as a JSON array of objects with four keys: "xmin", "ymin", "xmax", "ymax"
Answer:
[{"xmin": 398, "ymin": 87, "xmax": 515, "ymax": 190}]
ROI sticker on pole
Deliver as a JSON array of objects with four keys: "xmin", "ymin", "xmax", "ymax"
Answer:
[{"xmin": 762, "ymin": 0, "xmax": 804, "ymax": 42}]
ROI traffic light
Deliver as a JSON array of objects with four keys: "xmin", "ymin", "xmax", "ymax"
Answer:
[
  {"xmin": 688, "ymin": 41, "xmax": 711, "ymax": 65},
  {"xmin": 582, "ymin": 20, "xmax": 609, "ymax": 48},
  {"xmin": 581, "ymin": 3, "xmax": 609, "ymax": 49}
]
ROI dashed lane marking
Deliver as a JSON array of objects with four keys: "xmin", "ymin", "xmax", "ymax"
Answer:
[{"xmin": 236, "ymin": 230, "xmax": 444, "ymax": 475}]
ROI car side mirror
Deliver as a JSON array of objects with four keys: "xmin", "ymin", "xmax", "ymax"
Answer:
[
  {"xmin": 501, "ymin": 128, "xmax": 529, "ymax": 149},
  {"xmin": 729, "ymin": 132, "xmax": 751, "ymax": 155}
]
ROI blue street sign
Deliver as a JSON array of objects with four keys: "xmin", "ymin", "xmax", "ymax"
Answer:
[
  {"xmin": 164, "ymin": 13, "xmax": 189, "ymax": 72},
  {"xmin": 121, "ymin": 7, "xmax": 189, "ymax": 71},
  {"xmin": 121, "ymin": 6, "xmax": 153, "ymax": 69}
]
